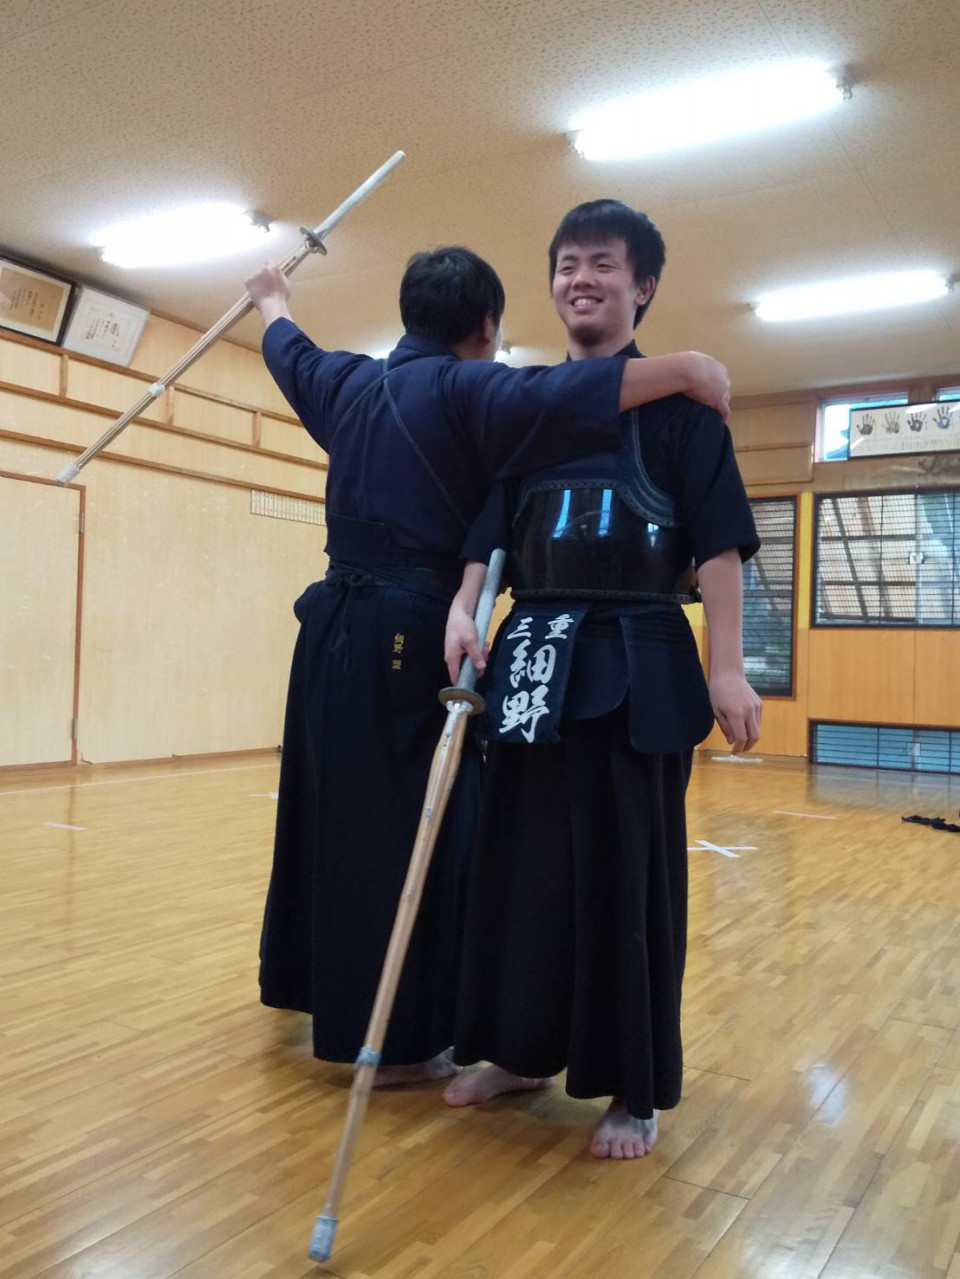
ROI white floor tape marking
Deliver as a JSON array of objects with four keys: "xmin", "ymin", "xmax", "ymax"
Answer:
[{"xmin": 688, "ymin": 839, "xmax": 758, "ymax": 859}]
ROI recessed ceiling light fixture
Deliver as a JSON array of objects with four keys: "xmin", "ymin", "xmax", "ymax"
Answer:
[
  {"xmin": 570, "ymin": 60, "xmax": 847, "ymax": 162},
  {"xmin": 755, "ymin": 270, "xmax": 952, "ymax": 322},
  {"xmin": 96, "ymin": 203, "xmax": 274, "ymax": 268}
]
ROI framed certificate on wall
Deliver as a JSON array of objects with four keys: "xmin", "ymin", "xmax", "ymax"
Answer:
[
  {"xmin": 0, "ymin": 256, "xmax": 74, "ymax": 344},
  {"xmin": 61, "ymin": 286, "xmax": 150, "ymax": 367}
]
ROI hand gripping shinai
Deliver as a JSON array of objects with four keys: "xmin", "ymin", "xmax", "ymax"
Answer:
[
  {"xmin": 308, "ymin": 549, "xmax": 507, "ymax": 1265},
  {"xmin": 54, "ymin": 151, "xmax": 406, "ymax": 485}
]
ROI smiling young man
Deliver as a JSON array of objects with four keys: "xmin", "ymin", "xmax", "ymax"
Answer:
[{"xmin": 443, "ymin": 201, "xmax": 762, "ymax": 1157}]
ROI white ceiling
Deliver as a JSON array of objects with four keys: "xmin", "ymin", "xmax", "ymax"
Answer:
[{"xmin": 3, "ymin": 0, "xmax": 959, "ymax": 394}]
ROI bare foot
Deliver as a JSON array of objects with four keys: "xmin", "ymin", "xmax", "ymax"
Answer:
[
  {"xmin": 443, "ymin": 1063, "xmax": 554, "ymax": 1107},
  {"xmin": 373, "ymin": 1049, "xmax": 460, "ymax": 1088},
  {"xmin": 590, "ymin": 1101, "xmax": 659, "ymax": 1159}
]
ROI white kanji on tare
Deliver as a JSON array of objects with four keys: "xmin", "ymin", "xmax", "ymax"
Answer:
[
  {"xmin": 545, "ymin": 613, "xmax": 575, "ymax": 640},
  {"xmin": 499, "ymin": 612, "xmax": 575, "ymax": 743},
  {"xmin": 500, "ymin": 686, "xmax": 551, "ymax": 742},
  {"xmin": 507, "ymin": 616, "xmax": 533, "ymax": 690}
]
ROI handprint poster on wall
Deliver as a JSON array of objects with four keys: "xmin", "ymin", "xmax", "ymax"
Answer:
[{"xmin": 849, "ymin": 401, "xmax": 960, "ymax": 456}]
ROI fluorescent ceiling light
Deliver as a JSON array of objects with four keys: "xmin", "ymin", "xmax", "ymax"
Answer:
[
  {"xmin": 96, "ymin": 203, "xmax": 273, "ymax": 268},
  {"xmin": 571, "ymin": 60, "xmax": 844, "ymax": 162},
  {"xmin": 755, "ymin": 270, "xmax": 951, "ymax": 322}
]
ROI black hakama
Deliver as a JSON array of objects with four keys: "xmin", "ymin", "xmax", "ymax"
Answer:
[
  {"xmin": 260, "ymin": 567, "xmax": 479, "ymax": 1065},
  {"xmin": 454, "ymin": 712, "xmax": 690, "ymax": 1118}
]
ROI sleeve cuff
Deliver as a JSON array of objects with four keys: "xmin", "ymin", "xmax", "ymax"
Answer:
[{"xmin": 695, "ymin": 536, "xmax": 761, "ymax": 568}]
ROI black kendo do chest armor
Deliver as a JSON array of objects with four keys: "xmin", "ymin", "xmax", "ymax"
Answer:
[{"xmin": 508, "ymin": 409, "xmax": 699, "ymax": 602}]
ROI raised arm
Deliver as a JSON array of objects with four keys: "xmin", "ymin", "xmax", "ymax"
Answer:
[
  {"xmin": 244, "ymin": 264, "xmax": 345, "ymax": 446},
  {"xmin": 246, "ymin": 264, "xmax": 293, "ymax": 329}
]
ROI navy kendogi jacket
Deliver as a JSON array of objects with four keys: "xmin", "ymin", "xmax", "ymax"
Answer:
[
  {"xmin": 464, "ymin": 341, "xmax": 760, "ymax": 755},
  {"xmin": 263, "ymin": 319, "xmax": 632, "ymax": 566}
]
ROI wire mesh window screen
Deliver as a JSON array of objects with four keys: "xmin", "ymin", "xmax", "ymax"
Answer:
[
  {"xmin": 812, "ymin": 722, "xmax": 960, "ymax": 775},
  {"xmin": 815, "ymin": 490, "xmax": 960, "ymax": 626},
  {"xmin": 743, "ymin": 498, "xmax": 796, "ymax": 695}
]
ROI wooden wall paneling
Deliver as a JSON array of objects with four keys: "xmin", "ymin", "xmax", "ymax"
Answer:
[
  {"xmin": 815, "ymin": 454, "xmax": 960, "ymax": 493},
  {"xmin": 738, "ymin": 446, "xmax": 813, "ymax": 487},
  {"xmin": 0, "ymin": 340, "xmax": 60, "ymax": 395},
  {"xmin": 0, "ymin": 473, "xmax": 81, "ymax": 766},
  {"xmin": 72, "ymin": 465, "xmax": 327, "ymax": 763},
  {"xmin": 0, "ymin": 436, "xmax": 327, "ymax": 764},
  {"xmin": 807, "ymin": 630, "xmax": 917, "ymax": 725},
  {"xmin": 753, "ymin": 696, "xmax": 809, "ymax": 757},
  {"xmin": 173, "ymin": 389, "xmax": 255, "ymax": 445},
  {"xmin": 66, "ymin": 363, "xmax": 166, "ymax": 424},
  {"xmin": 729, "ymin": 401, "xmax": 816, "ymax": 451},
  {"xmin": 0, "ymin": 390, "xmax": 326, "ymax": 497},
  {"xmin": 258, "ymin": 415, "xmax": 324, "ymax": 463},
  {"xmin": 914, "ymin": 631, "xmax": 960, "ymax": 728},
  {"xmin": 130, "ymin": 315, "xmax": 292, "ymax": 417},
  {"xmin": 105, "ymin": 417, "xmax": 327, "ymax": 496}
]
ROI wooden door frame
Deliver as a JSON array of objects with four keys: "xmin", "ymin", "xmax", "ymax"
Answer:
[{"xmin": 0, "ymin": 469, "xmax": 85, "ymax": 769}]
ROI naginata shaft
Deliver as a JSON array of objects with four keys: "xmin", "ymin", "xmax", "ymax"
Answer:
[{"xmin": 55, "ymin": 151, "xmax": 406, "ymax": 485}]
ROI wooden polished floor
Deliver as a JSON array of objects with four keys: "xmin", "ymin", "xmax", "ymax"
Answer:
[{"xmin": 2, "ymin": 751, "xmax": 960, "ymax": 1279}]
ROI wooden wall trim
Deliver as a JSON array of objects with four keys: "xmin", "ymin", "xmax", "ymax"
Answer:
[
  {"xmin": 732, "ymin": 391, "xmax": 818, "ymax": 410},
  {"xmin": 746, "ymin": 486, "xmax": 808, "ymax": 497},
  {"xmin": 8, "ymin": 324, "xmax": 958, "ymax": 421},
  {"xmin": 147, "ymin": 305, "xmax": 262, "ymax": 355},
  {"xmin": 0, "ymin": 379, "xmax": 327, "ymax": 472},
  {"xmin": 0, "ymin": 327, "xmax": 301, "ymax": 425},
  {"xmin": 73, "ymin": 487, "xmax": 85, "ymax": 765},
  {"xmin": 732, "ymin": 370, "xmax": 960, "ymax": 412},
  {"xmin": 0, "ymin": 427, "xmax": 327, "ymax": 503},
  {"xmin": 0, "ymin": 744, "xmax": 278, "ymax": 776},
  {"xmin": 737, "ymin": 441, "xmax": 813, "ymax": 454}
]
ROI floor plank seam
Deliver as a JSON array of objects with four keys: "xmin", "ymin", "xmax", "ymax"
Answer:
[
  {"xmin": 0, "ymin": 1075, "xmax": 333, "ymax": 1234},
  {"xmin": 661, "ymin": 1172, "xmax": 750, "ymax": 1203},
  {"xmin": 13, "ymin": 1090, "xmax": 530, "ymax": 1277}
]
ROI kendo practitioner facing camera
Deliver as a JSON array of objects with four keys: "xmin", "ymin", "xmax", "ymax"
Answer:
[
  {"xmin": 444, "ymin": 203, "xmax": 762, "ymax": 1154},
  {"xmin": 245, "ymin": 246, "xmax": 734, "ymax": 1087}
]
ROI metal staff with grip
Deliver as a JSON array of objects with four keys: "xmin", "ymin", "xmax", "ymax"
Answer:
[
  {"xmin": 309, "ymin": 549, "xmax": 506, "ymax": 1265},
  {"xmin": 54, "ymin": 151, "xmax": 406, "ymax": 485}
]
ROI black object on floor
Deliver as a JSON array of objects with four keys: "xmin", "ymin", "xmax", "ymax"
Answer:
[{"xmin": 902, "ymin": 813, "xmax": 960, "ymax": 834}]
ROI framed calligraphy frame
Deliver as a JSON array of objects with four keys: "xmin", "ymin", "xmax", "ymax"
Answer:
[{"xmin": 0, "ymin": 256, "xmax": 74, "ymax": 344}]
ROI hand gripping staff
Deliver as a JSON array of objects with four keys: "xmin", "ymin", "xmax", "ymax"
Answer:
[
  {"xmin": 308, "ymin": 549, "xmax": 507, "ymax": 1265},
  {"xmin": 54, "ymin": 151, "xmax": 406, "ymax": 485}
]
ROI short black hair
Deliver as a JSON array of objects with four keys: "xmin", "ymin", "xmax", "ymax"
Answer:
[
  {"xmin": 399, "ymin": 246, "xmax": 505, "ymax": 346},
  {"xmin": 548, "ymin": 200, "xmax": 666, "ymax": 326}
]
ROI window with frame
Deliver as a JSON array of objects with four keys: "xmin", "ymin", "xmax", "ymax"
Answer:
[
  {"xmin": 742, "ymin": 497, "xmax": 796, "ymax": 695},
  {"xmin": 814, "ymin": 489, "xmax": 960, "ymax": 626},
  {"xmin": 818, "ymin": 393, "xmax": 908, "ymax": 461},
  {"xmin": 812, "ymin": 722, "xmax": 960, "ymax": 776}
]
